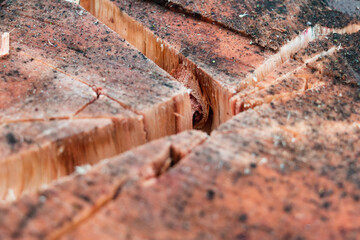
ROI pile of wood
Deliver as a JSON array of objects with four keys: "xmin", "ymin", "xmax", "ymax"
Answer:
[{"xmin": 0, "ymin": 0, "xmax": 360, "ymax": 239}]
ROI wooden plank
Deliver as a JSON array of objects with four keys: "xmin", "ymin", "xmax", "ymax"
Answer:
[{"xmin": 0, "ymin": 0, "xmax": 192, "ymax": 199}]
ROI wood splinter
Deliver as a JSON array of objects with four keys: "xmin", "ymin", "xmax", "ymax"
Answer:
[{"xmin": 0, "ymin": 32, "xmax": 9, "ymax": 58}]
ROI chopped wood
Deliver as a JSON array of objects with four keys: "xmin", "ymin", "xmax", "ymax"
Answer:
[
  {"xmin": 0, "ymin": 130, "xmax": 207, "ymax": 239},
  {"xmin": 0, "ymin": 0, "xmax": 191, "ymax": 199},
  {"xmin": 81, "ymin": 0, "xmax": 273, "ymax": 129},
  {"xmin": 146, "ymin": 0, "xmax": 357, "ymax": 50},
  {"xmin": 2, "ymin": 79, "xmax": 359, "ymax": 240},
  {"xmin": 63, "ymin": 70, "xmax": 360, "ymax": 240},
  {"xmin": 1, "ymin": 0, "xmax": 360, "ymax": 239},
  {"xmin": 0, "ymin": 32, "xmax": 9, "ymax": 58},
  {"xmin": 81, "ymin": 0, "xmax": 360, "ymax": 130},
  {"xmin": 54, "ymin": 28, "xmax": 360, "ymax": 238}
]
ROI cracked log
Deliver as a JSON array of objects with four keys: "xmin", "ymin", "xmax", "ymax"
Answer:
[
  {"xmin": 1, "ymin": 0, "xmax": 360, "ymax": 239},
  {"xmin": 61, "ymin": 46, "xmax": 360, "ymax": 239},
  {"xmin": 81, "ymin": 0, "xmax": 360, "ymax": 131},
  {"xmin": 148, "ymin": 0, "xmax": 360, "ymax": 50},
  {"xmin": 0, "ymin": 130, "xmax": 207, "ymax": 240},
  {"xmin": 0, "ymin": 0, "xmax": 192, "ymax": 199}
]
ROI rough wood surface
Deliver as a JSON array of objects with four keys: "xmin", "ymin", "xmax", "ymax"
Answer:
[
  {"xmin": 1, "ymin": 0, "xmax": 360, "ymax": 239},
  {"xmin": 0, "ymin": 0, "xmax": 191, "ymax": 199},
  {"xmin": 0, "ymin": 130, "xmax": 207, "ymax": 240},
  {"xmin": 81, "ymin": 0, "xmax": 272, "ymax": 129},
  {"xmin": 1, "ymin": 31, "xmax": 360, "ymax": 238},
  {"xmin": 149, "ymin": 0, "xmax": 360, "ymax": 50},
  {"xmin": 61, "ymin": 59, "xmax": 360, "ymax": 239},
  {"xmin": 81, "ymin": 0, "xmax": 360, "ymax": 131}
]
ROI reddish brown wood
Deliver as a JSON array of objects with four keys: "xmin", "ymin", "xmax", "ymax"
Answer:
[
  {"xmin": 148, "ymin": 0, "xmax": 359, "ymax": 50},
  {"xmin": 0, "ymin": 0, "xmax": 191, "ymax": 199},
  {"xmin": 1, "ymin": 0, "xmax": 360, "ymax": 239},
  {"xmin": 81, "ymin": 0, "xmax": 273, "ymax": 129},
  {"xmin": 62, "ymin": 74, "xmax": 360, "ymax": 240},
  {"xmin": 81, "ymin": 0, "xmax": 360, "ymax": 131},
  {"xmin": 0, "ymin": 130, "xmax": 207, "ymax": 240}
]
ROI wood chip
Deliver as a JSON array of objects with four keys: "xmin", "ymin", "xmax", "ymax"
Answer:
[
  {"xmin": 0, "ymin": 32, "xmax": 9, "ymax": 58},
  {"xmin": 66, "ymin": 0, "xmax": 80, "ymax": 4}
]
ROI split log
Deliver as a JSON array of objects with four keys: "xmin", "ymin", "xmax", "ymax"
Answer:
[
  {"xmin": 1, "ymin": 0, "xmax": 360, "ymax": 239},
  {"xmin": 60, "ymin": 34, "xmax": 360, "ymax": 239},
  {"xmin": 80, "ymin": 0, "xmax": 360, "ymax": 131},
  {"xmin": 81, "ymin": 0, "xmax": 272, "ymax": 129},
  {"xmin": 0, "ymin": 0, "xmax": 192, "ymax": 199},
  {"xmin": 1, "ymin": 29, "xmax": 360, "ymax": 238},
  {"xmin": 0, "ymin": 130, "xmax": 207, "ymax": 240},
  {"xmin": 147, "ymin": 0, "xmax": 359, "ymax": 50}
]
